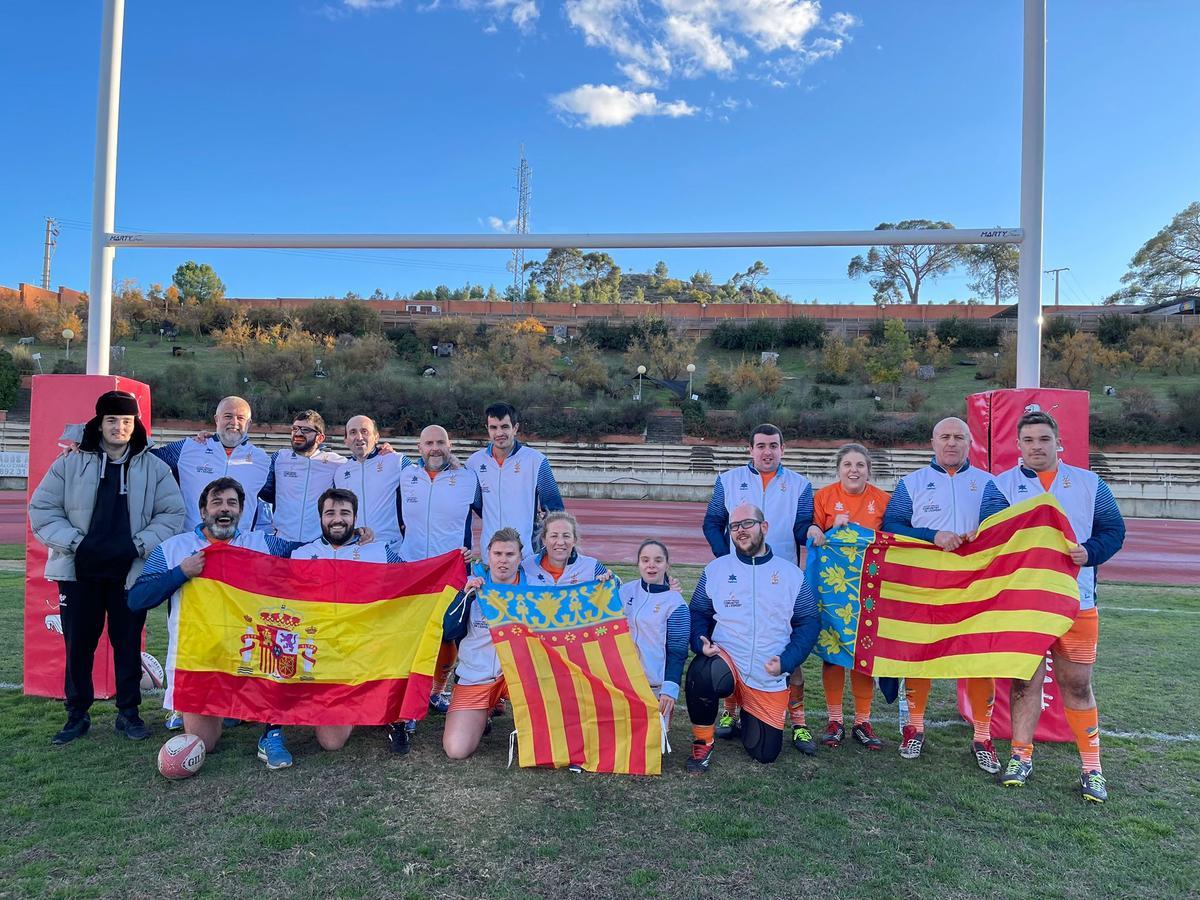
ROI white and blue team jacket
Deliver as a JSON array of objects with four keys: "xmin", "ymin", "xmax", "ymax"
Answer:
[
  {"xmin": 619, "ymin": 580, "xmax": 689, "ymax": 700},
  {"xmin": 466, "ymin": 441, "xmax": 564, "ymax": 557},
  {"xmin": 520, "ymin": 548, "xmax": 610, "ymax": 587},
  {"xmin": 980, "ymin": 463, "xmax": 1126, "ymax": 611},
  {"xmin": 127, "ymin": 526, "xmax": 300, "ymax": 709},
  {"xmin": 395, "ymin": 464, "xmax": 482, "ymax": 561},
  {"xmin": 703, "ymin": 463, "xmax": 814, "ymax": 566},
  {"xmin": 335, "ymin": 448, "xmax": 414, "ymax": 544},
  {"xmin": 883, "ymin": 458, "xmax": 995, "ymax": 540},
  {"xmin": 448, "ymin": 567, "xmax": 529, "ymax": 687},
  {"xmin": 689, "ymin": 546, "xmax": 820, "ymax": 693},
  {"xmin": 261, "ymin": 449, "xmax": 347, "ymax": 543},
  {"xmin": 153, "ymin": 436, "xmax": 271, "ymax": 533},
  {"xmin": 289, "ymin": 534, "xmax": 400, "ymax": 563}
]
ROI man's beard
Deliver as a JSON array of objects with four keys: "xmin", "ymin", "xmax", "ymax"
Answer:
[
  {"xmin": 206, "ymin": 514, "xmax": 237, "ymax": 539},
  {"xmin": 322, "ymin": 523, "xmax": 353, "ymax": 546},
  {"xmin": 737, "ymin": 534, "xmax": 765, "ymax": 557},
  {"xmin": 292, "ymin": 436, "xmax": 317, "ymax": 454}
]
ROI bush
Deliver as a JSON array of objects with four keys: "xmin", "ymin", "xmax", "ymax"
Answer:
[
  {"xmin": 385, "ymin": 326, "xmax": 425, "ymax": 360},
  {"xmin": 778, "ymin": 316, "xmax": 826, "ymax": 348},
  {"xmin": 905, "ymin": 388, "xmax": 929, "ymax": 412},
  {"xmin": 0, "ymin": 351, "xmax": 19, "ymax": 409},
  {"xmin": 1171, "ymin": 386, "xmax": 1200, "ymax": 440},
  {"xmin": 935, "ymin": 317, "xmax": 1002, "ymax": 350},
  {"xmin": 580, "ymin": 320, "xmax": 639, "ymax": 352},
  {"xmin": 1043, "ymin": 316, "xmax": 1079, "ymax": 342},
  {"xmin": 246, "ymin": 307, "xmax": 293, "ymax": 330},
  {"xmin": 710, "ymin": 320, "xmax": 780, "ymax": 352},
  {"xmin": 701, "ymin": 377, "xmax": 731, "ymax": 408},
  {"xmin": 680, "ymin": 399, "xmax": 706, "ymax": 434},
  {"xmin": 297, "ymin": 299, "xmax": 382, "ymax": 337},
  {"xmin": 1096, "ymin": 313, "xmax": 1137, "ymax": 347},
  {"xmin": 806, "ymin": 385, "xmax": 840, "ymax": 410},
  {"xmin": 51, "ymin": 357, "xmax": 84, "ymax": 375}
]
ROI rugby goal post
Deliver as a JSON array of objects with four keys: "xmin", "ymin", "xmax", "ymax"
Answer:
[{"xmin": 86, "ymin": 0, "xmax": 1046, "ymax": 387}]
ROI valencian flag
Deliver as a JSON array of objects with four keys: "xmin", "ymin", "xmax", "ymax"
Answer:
[
  {"xmin": 171, "ymin": 545, "xmax": 465, "ymax": 725},
  {"xmin": 810, "ymin": 495, "xmax": 1081, "ymax": 680},
  {"xmin": 476, "ymin": 579, "xmax": 662, "ymax": 776}
]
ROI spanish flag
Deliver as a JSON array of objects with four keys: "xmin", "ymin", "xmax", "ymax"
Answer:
[
  {"xmin": 171, "ymin": 545, "xmax": 465, "ymax": 725},
  {"xmin": 476, "ymin": 579, "xmax": 662, "ymax": 776},
  {"xmin": 811, "ymin": 495, "xmax": 1080, "ymax": 680}
]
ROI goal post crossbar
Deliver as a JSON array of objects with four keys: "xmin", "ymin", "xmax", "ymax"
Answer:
[{"xmin": 105, "ymin": 228, "xmax": 1022, "ymax": 251}]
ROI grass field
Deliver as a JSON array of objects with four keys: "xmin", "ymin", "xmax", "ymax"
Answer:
[{"xmin": 0, "ymin": 556, "xmax": 1197, "ymax": 898}]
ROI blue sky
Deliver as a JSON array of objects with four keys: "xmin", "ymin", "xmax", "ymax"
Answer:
[{"xmin": 3, "ymin": 1, "xmax": 1198, "ymax": 305}]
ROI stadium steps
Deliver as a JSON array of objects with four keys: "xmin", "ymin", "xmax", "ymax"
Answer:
[{"xmin": 644, "ymin": 412, "xmax": 684, "ymax": 444}]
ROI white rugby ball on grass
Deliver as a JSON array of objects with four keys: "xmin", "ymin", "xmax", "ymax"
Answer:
[
  {"xmin": 140, "ymin": 651, "xmax": 165, "ymax": 690},
  {"xmin": 157, "ymin": 734, "xmax": 206, "ymax": 780}
]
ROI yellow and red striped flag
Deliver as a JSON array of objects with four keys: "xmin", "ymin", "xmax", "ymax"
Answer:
[
  {"xmin": 811, "ymin": 495, "xmax": 1081, "ymax": 680},
  {"xmin": 476, "ymin": 579, "xmax": 662, "ymax": 775},
  {"xmin": 171, "ymin": 545, "xmax": 465, "ymax": 724}
]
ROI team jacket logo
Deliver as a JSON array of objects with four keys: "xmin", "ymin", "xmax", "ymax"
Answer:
[
  {"xmin": 771, "ymin": 571, "xmax": 780, "ymax": 585},
  {"xmin": 834, "ymin": 501, "xmax": 845, "ymax": 511},
  {"xmin": 196, "ymin": 465, "xmax": 215, "ymax": 475},
  {"xmin": 282, "ymin": 470, "xmax": 299, "ymax": 479},
  {"xmin": 925, "ymin": 481, "xmax": 936, "ymax": 490},
  {"xmin": 238, "ymin": 604, "xmax": 317, "ymax": 681},
  {"xmin": 479, "ymin": 463, "xmax": 488, "ymax": 472},
  {"xmin": 410, "ymin": 475, "xmax": 420, "ymax": 484},
  {"xmin": 724, "ymin": 592, "xmax": 742, "ymax": 608},
  {"xmin": 512, "ymin": 462, "xmax": 521, "ymax": 474},
  {"xmin": 740, "ymin": 481, "xmax": 750, "ymax": 491},
  {"xmin": 1017, "ymin": 483, "xmax": 1029, "ymax": 493},
  {"xmin": 866, "ymin": 500, "xmax": 876, "ymax": 514},
  {"xmin": 1062, "ymin": 475, "xmax": 1072, "ymax": 488},
  {"xmin": 341, "ymin": 469, "xmax": 351, "ymax": 479},
  {"xmin": 969, "ymin": 480, "xmax": 978, "ymax": 492},
  {"xmin": 727, "ymin": 573, "xmax": 738, "ymax": 583}
]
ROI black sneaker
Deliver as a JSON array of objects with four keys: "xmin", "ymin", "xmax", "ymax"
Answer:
[
  {"xmin": 791, "ymin": 725, "xmax": 817, "ymax": 755},
  {"xmin": 852, "ymin": 722, "xmax": 883, "ymax": 751},
  {"xmin": 1001, "ymin": 755, "xmax": 1033, "ymax": 787},
  {"xmin": 52, "ymin": 713, "xmax": 91, "ymax": 746},
  {"xmin": 114, "ymin": 711, "xmax": 150, "ymax": 741},
  {"xmin": 686, "ymin": 740, "xmax": 714, "ymax": 774},
  {"xmin": 1080, "ymin": 770, "xmax": 1108, "ymax": 803},
  {"xmin": 388, "ymin": 722, "xmax": 411, "ymax": 756}
]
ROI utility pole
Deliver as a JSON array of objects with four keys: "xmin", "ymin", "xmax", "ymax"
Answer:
[
  {"xmin": 42, "ymin": 218, "xmax": 59, "ymax": 290},
  {"xmin": 1044, "ymin": 266, "xmax": 1069, "ymax": 307},
  {"xmin": 511, "ymin": 146, "xmax": 531, "ymax": 302}
]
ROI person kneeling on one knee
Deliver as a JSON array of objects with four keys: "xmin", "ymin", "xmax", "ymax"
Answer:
[{"xmin": 684, "ymin": 502, "xmax": 820, "ymax": 773}]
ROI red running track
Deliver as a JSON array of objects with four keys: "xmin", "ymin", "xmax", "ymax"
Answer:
[{"xmin": 5, "ymin": 492, "xmax": 1195, "ymax": 586}]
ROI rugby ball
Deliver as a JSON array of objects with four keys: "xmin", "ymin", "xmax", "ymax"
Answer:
[
  {"xmin": 157, "ymin": 734, "xmax": 206, "ymax": 780},
  {"xmin": 140, "ymin": 651, "xmax": 165, "ymax": 690}
]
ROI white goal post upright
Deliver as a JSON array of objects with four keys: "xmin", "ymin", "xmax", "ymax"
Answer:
[{"xmin": 86, "ymin": 0, "xmax": 1046, "ymax": 385}]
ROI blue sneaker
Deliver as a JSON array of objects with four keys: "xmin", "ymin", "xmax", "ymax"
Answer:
[
  {"xmin": 164, "ymin": 711, "xmax": 183, "ymax": 731},
  {"xmin": 257, "ymin": 727, "xmax": 293, "ymax": 770},
  {"xmin": 404, "ymin": 719, "xmax": 418, "ymax": 735},
  {"xmin": 429, "ymin": 692, "xmax": 451, "ymax": 715}
]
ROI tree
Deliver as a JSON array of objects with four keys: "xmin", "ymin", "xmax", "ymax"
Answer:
[
  {"xmin": 691, "ymin": 270, "xmax": 713, "ymax": 288},
  {"xmin": 581, "ymin": 252, "xmax": 621, "ymax": 303},
  {"xmin": 213, "ymin": 313, "xmax": 254, "ymax": 362},
  {"xmin": 525, "ymin": 248, "xmax": 585, "ymax": 299},
  {"xmin": 847, "ymin": 221, "xmax": 964, "ymax": 305},
  {"xmin": 171, "ymin": 261, "xmax": 225, "ymax": 303},
  {"xmin": 653, "ymin": 260, "xmax": 669, "ymax": 279},
  {"xmin": 731, "ymin": 260, "xmax": 770, "ymax": 302},
  {"xmin": 964, "ymin": 241, "xmax": 1019, "ymax": 305},
  {"xmin": 1114, "ymin": 200, "xmax": 1200, "ymax": 303},
  {"xmin": 865, "ymin": 319, "xmax": 912, "ymax": 408},
  {"xmin": 297, "ymin": 299, "xmax": 382, "ymax": 337}
]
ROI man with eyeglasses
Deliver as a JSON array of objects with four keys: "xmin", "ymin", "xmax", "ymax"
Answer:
[
  {"xmin": 259, "ymin": 410, "xmax": 347, "ymax": 544},
  {"xmin": 685, "ymin": 502, "xmax": 819, "ymax": 774},
  {"xmin": 702, "ymin": 423, "xmax": 816, "ymax": 752}
]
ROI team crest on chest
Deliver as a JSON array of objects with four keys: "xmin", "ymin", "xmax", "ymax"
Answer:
[
  {"xmin": 376, "ymin": 460, "xmax": 384, "ymax": 473},
  {"xmin": 1062, "ymin": 474, "xmax": 1071, "ymax": 488},
  {"xmin": 834, "ymin": 501, "xmax": 845, "ymax": 511},
  {"xmin": 724, "ymin": 592, "xmax": 741, "ymax": 608},
  {"xmin": 866, "ymin": 500, "xmax": 876, "ymax": 514},
  {"xmin": 771, "ymin": 571, "xmax": 780, "ymax": 585},
  {"xmin": 513, "ymin": 461, "xmax": 521, "ymax": 474},
  {"xmin": 969, "ymin": 480, "xmax": 978, "ymax": 492}
]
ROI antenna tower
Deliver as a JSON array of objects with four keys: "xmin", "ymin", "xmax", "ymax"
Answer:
[
  {"xmin": 512, "ymin": 146, "xmax": 531, "ymax": 300},
  {"xmin": 42, "ymin": 217, "xmax": 59, "ymax": 290}
]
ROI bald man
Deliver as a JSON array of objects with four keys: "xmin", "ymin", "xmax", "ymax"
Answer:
[
  {"xmin": 882, "ymin": 416, "xmax": 999, "ymax": 774},
  {"xmin": 152, "ymin": 396, "xmax": 271, "ymax": 533},
  {"xmin": 395, "ymin": 424, "xmax": 481, "ymax": 714},
  {"xmin": 335, "ymin": 415, "xmax": 413, "ymax": 545}
]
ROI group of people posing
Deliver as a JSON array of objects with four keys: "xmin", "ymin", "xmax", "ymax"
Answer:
[{"xmin": 29, "ymin": 392, "xmax": 1124, "ymax": 803}]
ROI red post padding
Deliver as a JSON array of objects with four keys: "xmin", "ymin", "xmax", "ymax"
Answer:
[
  {"xmin": 960, "ymin": 388, "xmax": 1089, "ymax": 742},
  {"xmin": 24, "ymin": 375, "xmax": 152, "ymax": 699}
]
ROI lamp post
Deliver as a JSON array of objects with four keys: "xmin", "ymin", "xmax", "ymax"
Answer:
[
  {"xmin": 636, "ymin": 364, "xmax": 646, "ymax": 401},
  {"xmin": 62, "ymin": 328, "xmax": 75, "ymax": 360},
  {"xmin": 686, "ymin": 363, "xmax": 696, "ymax": 400}
]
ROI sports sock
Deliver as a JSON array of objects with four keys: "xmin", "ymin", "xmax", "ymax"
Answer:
[
  {"xmin": 1064, "ymin": 705, "xmax": 1101, "ymax": 772},
  {"xmin": 788, "ymin": 682, "xmax": 807, "ymax": 727},
  {"xmin": 722, "ymin": 698, "xmax": 737, "ymax": 718},
  {"xmin": 693, "ymin": 724, "xmax": 715, "ymax": 744},
  {"xmin": 432, "ymin": 640, "xmax": 457, "ymax": 695},
  {"xmin": 966, "ymin": 678, "xmax": 995, "ymax": 742},
  {"xmin": 850, "ymin": 670, "xmax": 874, "ymax": 726},
  {"xmin": 821, "ymin": 663, "xmax": 845, "ymax": 724},
  {"xmin": 1011, "ymin": 741, "xmax": 1033, "ymax": 763},
  {"xmin": 905, "ymin": 678, "xmax": 931, "ymax": 731}
]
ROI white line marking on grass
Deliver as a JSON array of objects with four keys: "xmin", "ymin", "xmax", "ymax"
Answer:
[{"xmin": 864, "ymin": 716, "xmax": 1198, "ymax": 743}]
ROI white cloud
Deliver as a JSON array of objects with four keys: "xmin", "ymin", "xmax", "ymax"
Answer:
[
  {"xmin": 338, "ymin": 0, "xmax": 537, "ymax": 32},
  {"xmin": 562, "ymin": 0, "xmax": 859, "ymax": 89},
  {"xmin": 551, "ymin": 83, "xmax": 697, "ymax": 127},
  {"xmin": 483, "ymin": 215, "xmax": 518, "ymax": 232}
]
